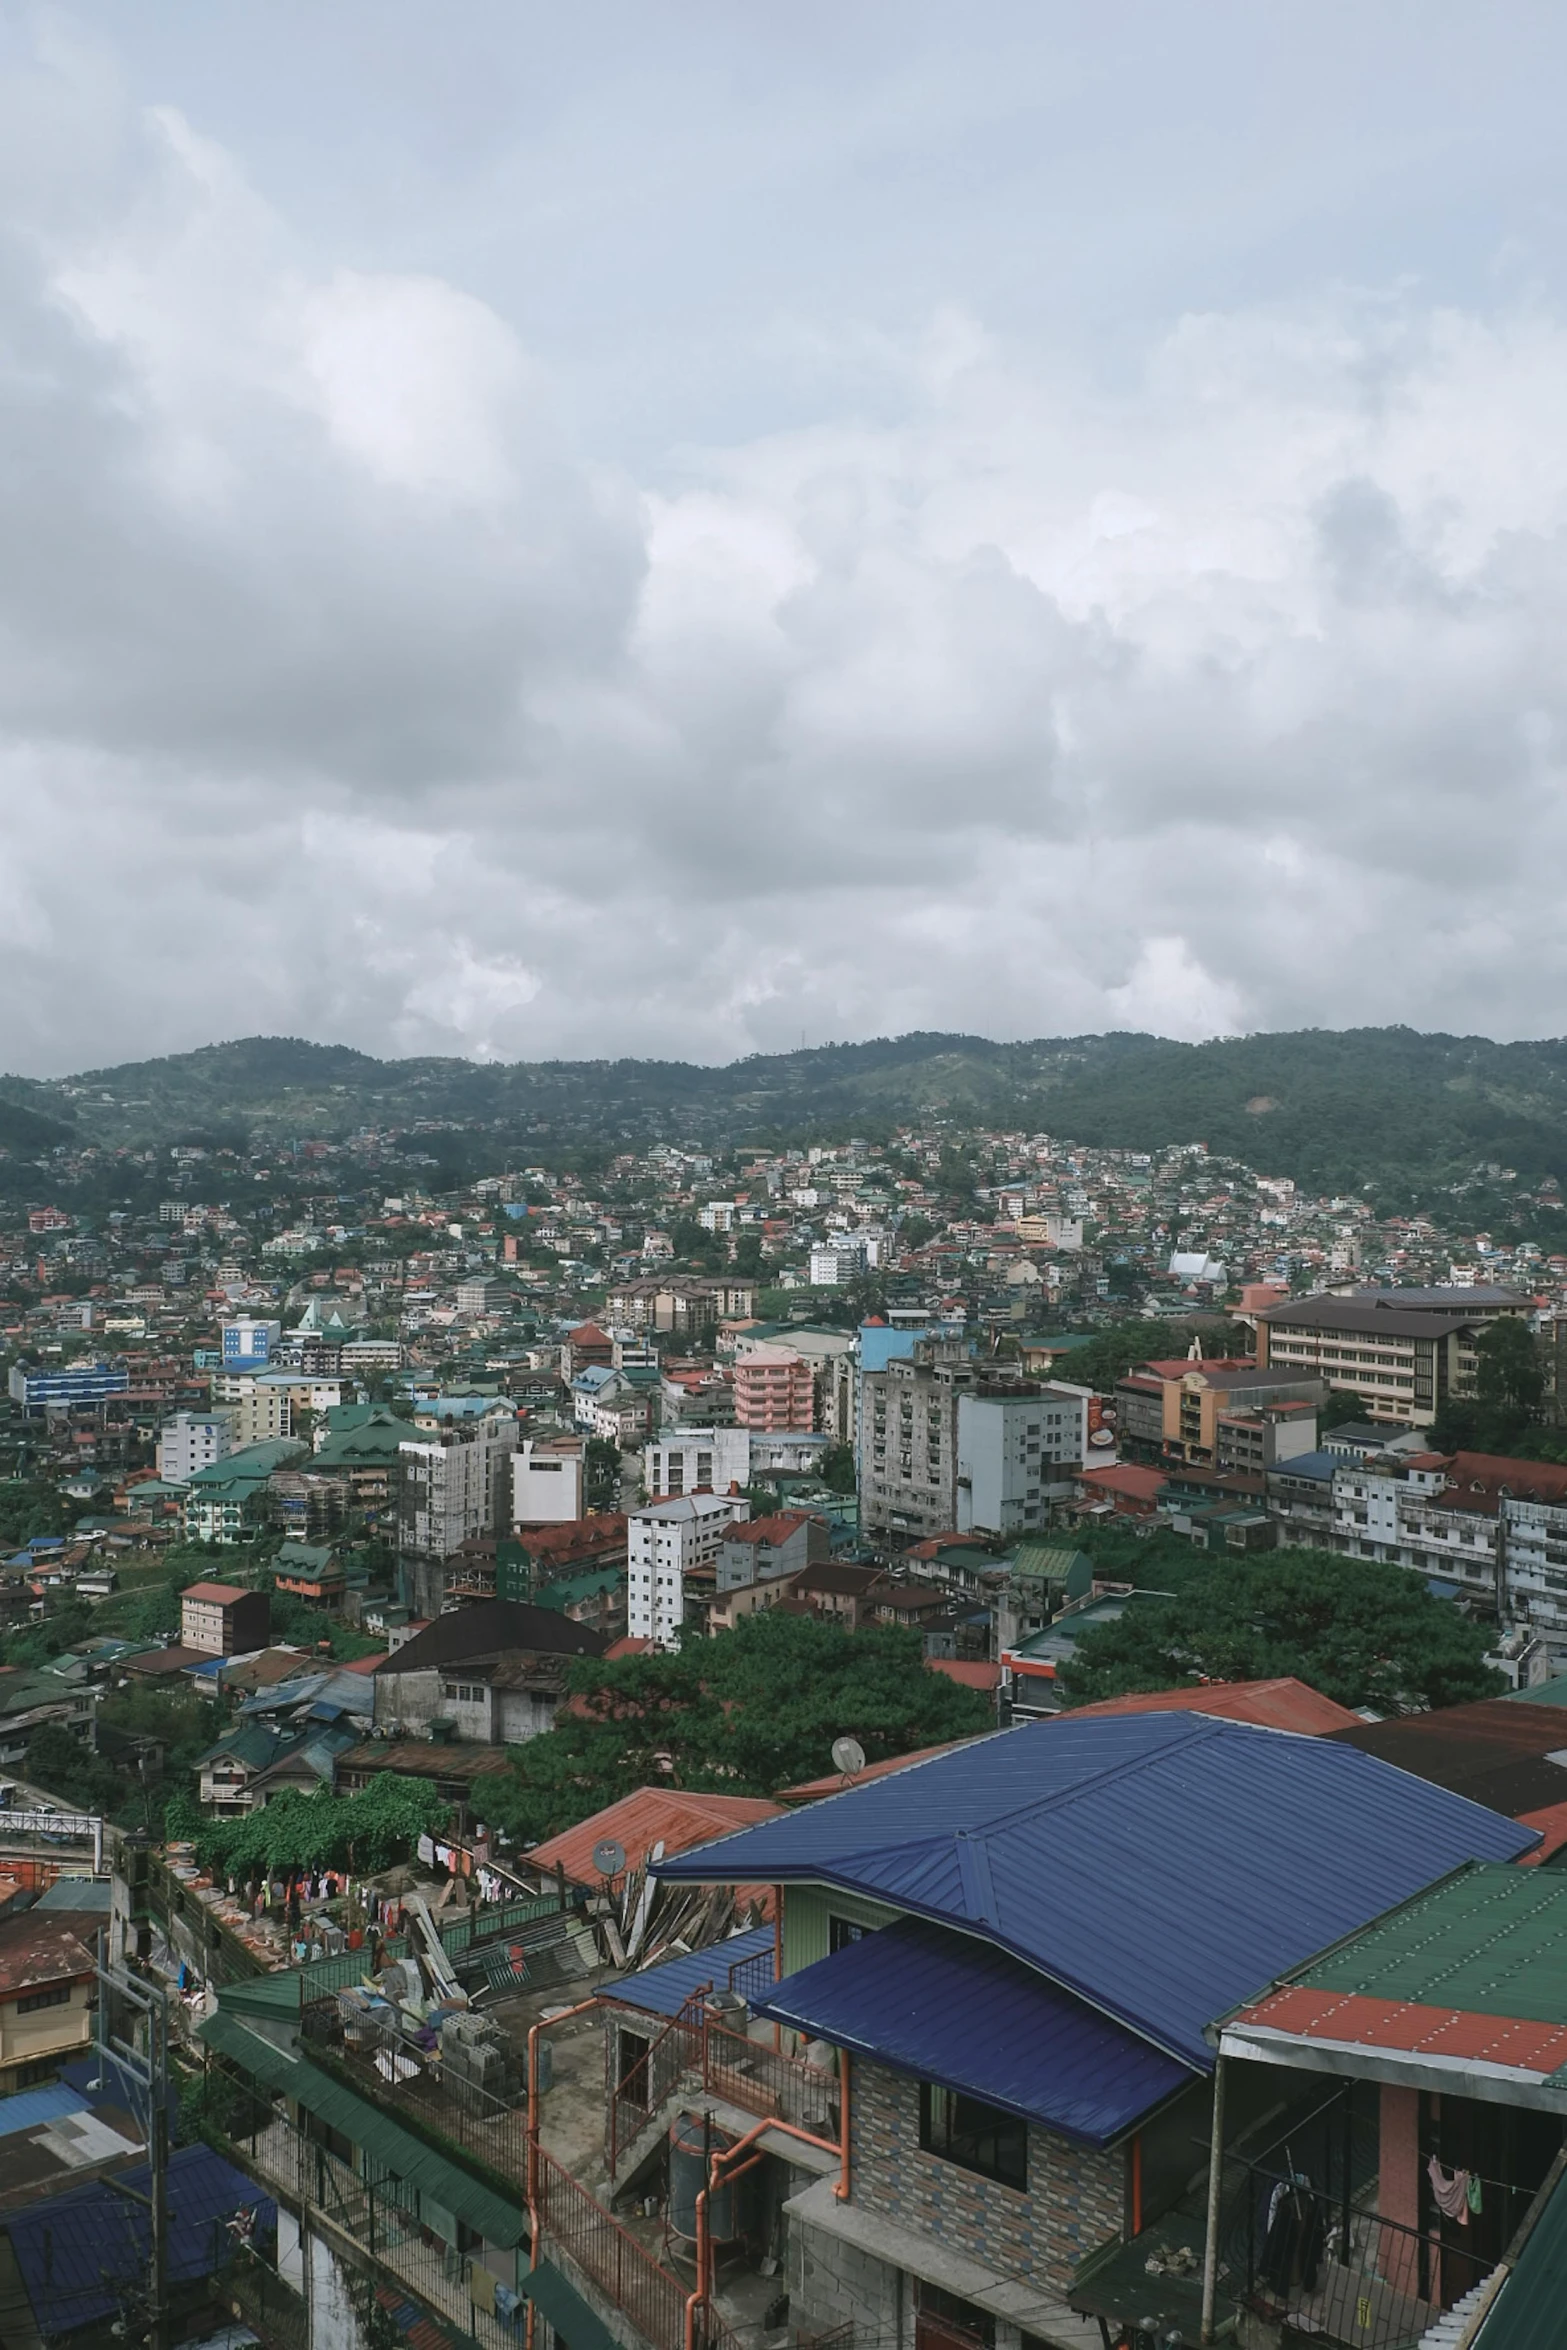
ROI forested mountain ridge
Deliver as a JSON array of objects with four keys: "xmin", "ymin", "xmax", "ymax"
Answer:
[{"xmin": 7, "ymin": 1026, "xmax": 1567, "ymax": 1198}]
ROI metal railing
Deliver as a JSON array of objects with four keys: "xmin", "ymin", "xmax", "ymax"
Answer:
[
  {"xmin": 536, "ymin": 2144, "xmax": 689, "ymax": 2350},
  {"xmin": 1222, "ymin": 2153, "xmax": 1496, "ymax": 2348},
  {"xmin": 605, "ymin": 1998, "xmax": 836, "ymax": 2179},
  {"xmin": 725, "ymin": 1944, "xmax": 779, "ymax": 2004},
  {"xmin": 223, "ymin": 2096, "xmax": 522, "ymax": 2350},
  {"xmin": 301, "ymin": 1992, "xmax": 530, "ymax": 2189}
]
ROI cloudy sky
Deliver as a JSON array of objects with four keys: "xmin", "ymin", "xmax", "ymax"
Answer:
[{"xmin": 3, "ymin": 3, "xmax": 1567, "ymax": 1074}]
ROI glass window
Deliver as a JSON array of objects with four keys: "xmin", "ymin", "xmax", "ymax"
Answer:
[
  {"xmin": 919, "ymin": 2081, "xmax": 1027, "ymax": 2189},
  {"xmin": 828, "ymin": 1914, "xmax": 868, "ymax": 1953}
]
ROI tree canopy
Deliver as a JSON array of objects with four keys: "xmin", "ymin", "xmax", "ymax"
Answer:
[
  {"xmin": 168, "ymin": 1772, "xmax": 447, "ymax": 1878},
  {"xmin": 1057, "ymin": 1549, "xmax": 1502, "ymax": 1716},
  {"xmin": 480, "ymin": 1610, "xmax": 993, "ymax": 1848}
]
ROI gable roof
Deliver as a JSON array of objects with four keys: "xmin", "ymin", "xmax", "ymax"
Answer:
[
  {"xmin": 1063, "ymin": 1678, "xmax": 1361, "ymax": 1735},
  {"xmin": 373, "ymin": 1599, "xmax": 608, "ymax": 1674},
  {"xmin": 527, "ymin": 1787, "xmax": 783, "ymax": 1893},
  {"xmin": 654, "ymin": 1713, "xmax": 1536, "ymax": 2068},
  {"xmin": 1329, "ymin": 1697, "xmax": 1567, "ymax": 1819}
]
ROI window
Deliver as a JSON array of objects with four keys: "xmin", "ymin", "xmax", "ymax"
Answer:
[
  {"xmin": 919, "ymin": 2081, "xmax": 1026, "ymax": 2189},
  {"xmin": 16, "ymin": 1983, "xmax": 71, "ymax": 2014},
  {"xmin": 828, "ymin": 1914, "xmax": 868, "ymax": 1953}
]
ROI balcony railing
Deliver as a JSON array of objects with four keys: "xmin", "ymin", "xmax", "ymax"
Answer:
[
  {"xmin": 604, "ymin": 1990, "xmax": 835, "ymax": 2179},
  {"xmin": 537, "ymin": 2145, "xmax": 690, "ymax": 2350}
]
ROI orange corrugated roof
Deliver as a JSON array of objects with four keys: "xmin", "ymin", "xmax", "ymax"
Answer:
[
  {"xmin": 1234, "ymin": 1985, "xmax": 1567, "ymax": 2075},
  {"xmin": 1065, "ymin": 1678, "xmax": 1361, "ymax": 1734},
  {"xmin": 925, "ymin": 1658, "xmax": 1002, "ymax": 1692},
  {"xmin": 779, "ymin": 1738, "xmax": 981, "ymax": 1802},
  {"xmin": 1514, "ymin": 1798, "xmax": 1567, "ymax": 1865},
  {"xmin": 526, "ymin": 1787, "xmax": 783, "ymax": 1904}
]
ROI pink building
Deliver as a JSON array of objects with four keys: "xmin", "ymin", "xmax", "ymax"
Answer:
[{"xmin": 732, "ymin": 1343, "xmax": 814, "ymax": 1432}]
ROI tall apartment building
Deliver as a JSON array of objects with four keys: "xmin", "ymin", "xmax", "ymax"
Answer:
[
  {"xmin": 732, "ymin": 1342, "xmax": 815, "ymax": 1433},
  {"xmin": 858, "ymin": 1338, "xmax": 978, "ymax": 1546},
  {"xmin": 955, "ymin": 1380, "xmax": 1089, "ymax": 1539},
  {"xmin": 620, "ymin": 1494, "xmax": 751, "ymax": 1644},
  {"xmin": 398, "ymin": 1405, "xmax": 520, "ymax": 1616},
  {"xmin": 1255, "ymin": 1286, "xmax": 1527, "ymax": 1426},
  {"xmin": 158, "ymin": 1410, "xmax": 233, "ymax": 1486},
  {"xmin": 627, "ymin": 1492, "xmax": 750, "ymax": 1645},
  {"xmin": 221, "ymin": 1382, "xmax": 293, "ymax": 1448}
]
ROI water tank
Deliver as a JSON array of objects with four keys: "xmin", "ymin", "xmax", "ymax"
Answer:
[{"xmin": 668, "ymin": 2113, "xmax": 737, "ymax": 2243}]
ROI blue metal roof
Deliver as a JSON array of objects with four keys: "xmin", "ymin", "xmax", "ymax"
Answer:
[
  {"xmin": 0, "ymin": 2081, "xmax": 84, "ymax": 2138},
  {"xmin": 758, "ymin": 1917, "xmax": 1189, "ymax": 2145},
  {"xmin": 601, "ymin": 1925, "xmax": 776, "ymax": 2020},
  {"xmin": 654, "ymin": 1714, "xmax": 1537, "ymax": 2067},
  {"xmin": 5, "ymin": 2143, "xmax": 274, "ymax": 2335}
]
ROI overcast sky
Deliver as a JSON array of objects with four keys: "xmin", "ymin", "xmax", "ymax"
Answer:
[{"xmin": 3, "ymin": 4, "xmax": 1567, "ymax": 1075}]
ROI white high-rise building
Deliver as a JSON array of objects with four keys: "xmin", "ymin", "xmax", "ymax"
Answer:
[
  {"xmin": 628, "ymin": 1493, "xmax": 750, "ymax": 1646},
  {"xmin": 955, "ymin": 1382, "xmax": 1088, "ymax": 1540},
  {"xmin": 159, "ymin": 1411, "xmax": 233, "ymax": 1486}
]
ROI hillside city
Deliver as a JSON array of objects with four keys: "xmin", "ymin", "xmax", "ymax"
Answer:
[{"xmin": 2, "ymin": 1086, "xmax": 1567, "ymax": 2350}]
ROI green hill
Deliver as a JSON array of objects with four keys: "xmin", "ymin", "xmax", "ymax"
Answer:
[{"xmin": 7, "ymin": 1026, "xmax": 1567, "ymax": 1199}]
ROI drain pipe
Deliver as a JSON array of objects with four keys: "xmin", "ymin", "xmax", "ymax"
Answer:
[{"xmin": 1200, "ymin": 2054, "xmax": 1226, "ymax": 2345}]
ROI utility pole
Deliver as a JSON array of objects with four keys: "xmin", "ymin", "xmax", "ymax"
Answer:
[{"xmin": 95, "ymin": 1932, "xmax": 170, "ymax": 2350}]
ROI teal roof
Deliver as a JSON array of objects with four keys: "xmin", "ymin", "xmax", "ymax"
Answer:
[
  {"xmin": 1502, "ymin": 1676, "xmax": 1567, "ymax": 1707},
  {"xmin": 536, "ymin": 1565, "xmax": 624, "ymax": 1611},
  {"xmin": 187, "ymin": 1439, "xmax": 305, "ymax": 1489},
  {"xmin": 199, "ymin": 2007, "xmax": 524, "ymax": 2247},
  {"xmin": 1476, "ymin": 2156, "xmax": 1567, "ymax": 2350}
]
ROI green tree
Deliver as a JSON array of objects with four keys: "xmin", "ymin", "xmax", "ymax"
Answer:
[
  {"xmin": 174, "ymin": 1772, "xmax": 447, "ymax": 1878},
  {"xmin": 481, "ymin": 1610, "xmax": 992, "ymax": 1847},
  {"xmin": 1057, "ymin": 1549, "xmax": 1501, "ymax": 1716},
  {"xmin": 1476, "ymin": 1317, "xmax": 1545, "ymax": 1419},
  {"xmin": 584, "ymin": 1438, "xmax": 622, "ymax": 1510},
  {"xmin": 819, "ymin": 1444, "xmax": 857, "ymax": 1495},
  {"xmin": 1318, "ymin": 1389, "xmax": 1375, "ymax": 1433}
]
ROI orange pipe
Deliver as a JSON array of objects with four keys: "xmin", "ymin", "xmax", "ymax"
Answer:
[{"xmin": 835, "ymin": 2051, "xmax": 851, "ymax": 2203}]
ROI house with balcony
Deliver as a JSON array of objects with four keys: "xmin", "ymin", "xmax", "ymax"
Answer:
[{"xmin": 643, "ymin": 1712, "xmax": 1536, "ymax": 2350}]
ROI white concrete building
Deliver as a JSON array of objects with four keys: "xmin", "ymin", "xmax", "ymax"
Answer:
[
  {"xmin": 955, "ymin": 1381, "xmax": 1088, "ymax": 1540},
  {"xmin": 158, "ymin": 1410, "xmax": 233, "ymax": 1487},
  {"xmin": 628, "ymin": 1492, "xmax": 751, "ymax": 1646},
  {"xmin": 512, "ymin": 1437, "xmax": 585, "ymax": 1525},
  {"xmin": 398, "ymin": 1403, "xmax": 520, "ymax": 1613},
  {"xmin": 643, "ymin": 1427, "xmax": 753, "ymax": 1499}
]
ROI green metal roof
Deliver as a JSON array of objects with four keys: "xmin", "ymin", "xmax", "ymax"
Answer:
[
  {"xmin": 520, "ymin": 2262, "xmax": 619, "ymax": 2350},
  {"xmin": 199, "ymin": 2008, "xmax": 524, "ymax": 2246},
  {"xmin": 535, "ymin": 1565, "xmax": 623, "ymax": 1610},
  {"xmin": 1475, "ymin": 2155, "xmax": 1567, "ymax": 2350},
  {"xmin": 1502, "ymin": 1675, "xmax": 1567, "ymax": 1707},
  {"xmin": 1298, "ymin": 1865, "xmax": 1567, "ymax": 2023}
]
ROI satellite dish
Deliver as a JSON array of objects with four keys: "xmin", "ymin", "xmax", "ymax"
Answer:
[
  {"xmin": 831, "ymin": 1737, "xmax": 866, "ymax": 1780},
  {"xmin": 592, "ymin": 1839, "xmax": 628, "ymax": 1878}
]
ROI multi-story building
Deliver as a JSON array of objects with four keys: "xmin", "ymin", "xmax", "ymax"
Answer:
[
  {"xmin": 217, "ymin": 1380, "xmax": 293, "ymax": 1448},
  {"xmin": 955, "ymin": 1380, "xmax": 1088, "ymax": 1539},
  {"xmin": 158, "ymin": 1409, "xmax": 232, "ymax": 1486},
  {"xmin": 604, "ymin": 1276, "xmax": 758, "ymax": 1333},
  {"xmin": 732, "ymin": 1342, "xmax": 815, "ymax": 1432},
  {"xmin": 7, "ymin": 1361, "xmax": 129, "ymax": 1415},
  {"xmin": 1254, "ymin": 1286, "xmax": 1528, "ymax": 1426},
  {"xmin": 716, "ymin": 1508, "xmax": 832, "ymax": 1591},
  {"xmin": 512, "ymin": 1435, "xmax": 585, "ymax": 1525},
  {"xmin": 627, "ymin": 1492, "xmax": 750, "ymax": 1644},
  {"xmin": 650, "ymin": 1715, "xmax": 1533, "ymax": 2350},
  {"xmin": 809, "ymin": 1240, "xmax": 865, "ymax": 1287},
  {"xmin": 220, "ymin": 1317, "xmax": 281, "ymax": 1368},
  {"xmin": 643, "ymin": 1426, "xmax": 753, "ymax": 1499},
  {"xmin": 181, "ymin": 1578, "xmax": 271, "ymax": 1656},
  {"xmin": 182, "ymin": 1438, "xmax": 305, "ymax": 1544},
  {"xmin": 398, "ymin": 1403, "xmax": 520, "ymax": 1616},
  {"xmin": 858, "ymin": 1338, "xmax": 977, "ymax": 1547}
]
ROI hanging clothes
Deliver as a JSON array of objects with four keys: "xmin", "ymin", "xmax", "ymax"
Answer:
[
  {"xmin": 1467, "ymin": 2174, "xmax": 1484, "ymax": 2215},
  {"xmin": 1261, "ymin": 2177, "xmax": 1324, "ymax": 2293},
  {"xmin": 1428, "ymin": 2159, "xmax": 1471, "ymax": 2224}
]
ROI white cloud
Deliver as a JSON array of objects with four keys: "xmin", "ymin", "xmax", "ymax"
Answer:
[{"xmin": 3, "ymin": 29, "xmax": 1567, "ymax": 1075}]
